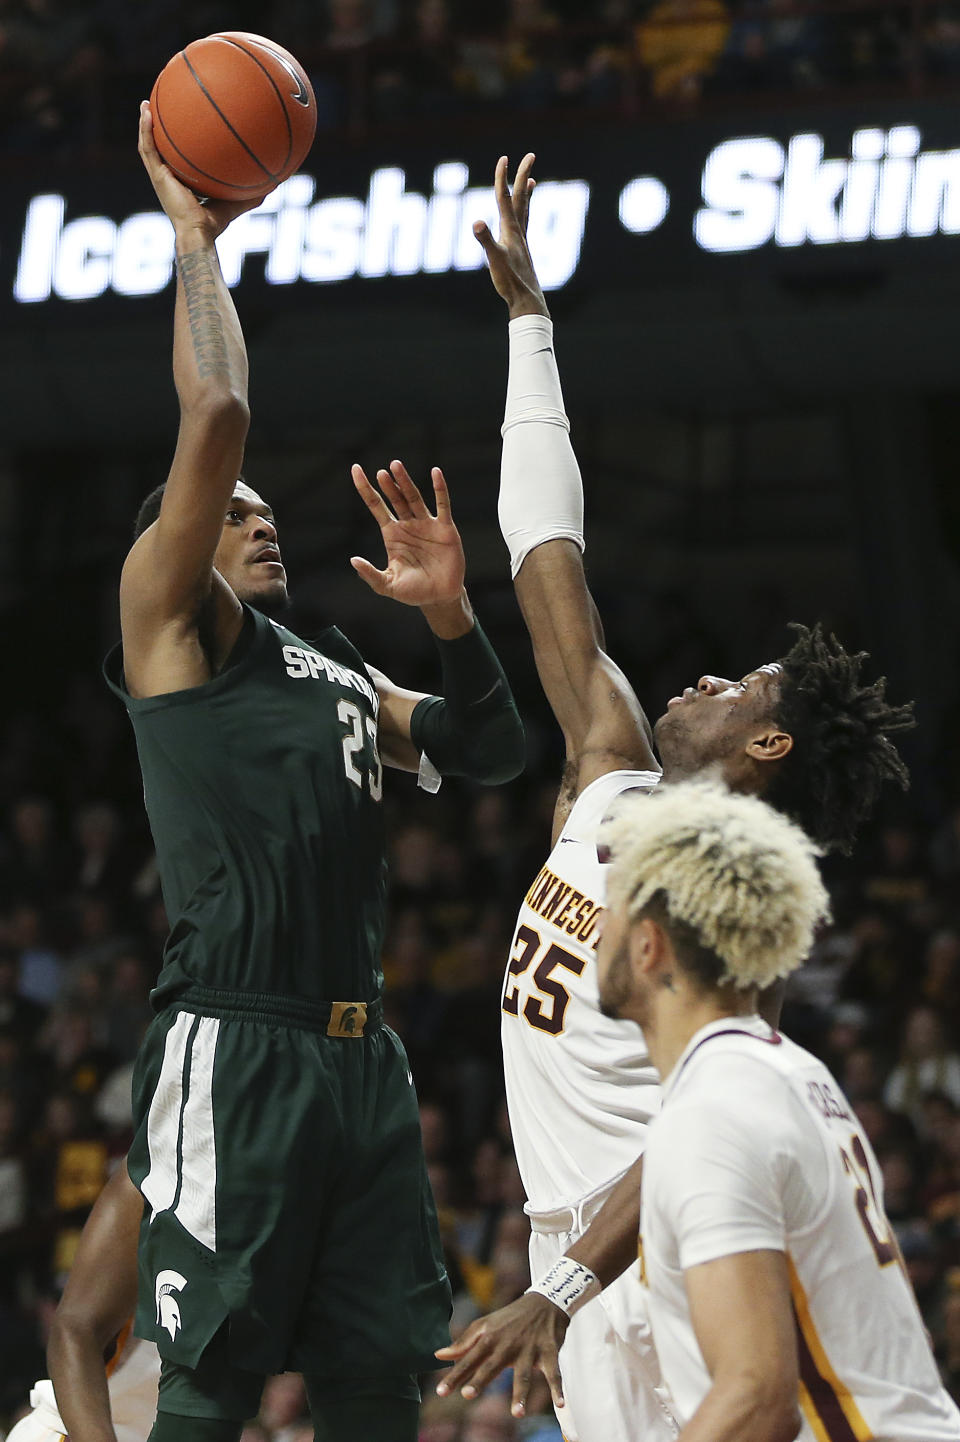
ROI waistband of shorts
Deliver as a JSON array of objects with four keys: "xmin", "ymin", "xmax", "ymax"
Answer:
[
  {"xmin": 525, "ymin": 1171, "xmax": 628, "ymax": 1236},
  {"xmin": 174, "ymin": 983, "xmax": 384, "ymax": 1035}
]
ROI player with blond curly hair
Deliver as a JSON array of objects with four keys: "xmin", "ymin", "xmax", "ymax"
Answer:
[{"xmin": 594, "ymin": 781, "xmax": 960, "ymax": 1442}]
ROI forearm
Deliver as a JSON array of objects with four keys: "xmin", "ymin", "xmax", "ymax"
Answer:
[
  {"xmin": 173, "ymin": 230, "xmax": 248, "ymax": 409},
  {"xmin": 499, "ymin": 316, "xmax": 584, "ymax": 580},
  {"xmin": 410, "ymin": 616, "xmax": 524, "ymax": 785},
  {"xmin": 565, "ymin": 1155, "xmax": 644, "ymax": 1288},
  {"xmin": 48, "ymin": 1322, "xmax": 118, "ymax": 1442}
]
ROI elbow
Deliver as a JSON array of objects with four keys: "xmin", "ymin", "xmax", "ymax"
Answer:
[
  {"xmin": 772, "ymin": 1403, "xmax": 802, "ymax": 1442},
  {"xmin": 721, "ymin": 1372, "xmax": 799, "ymax": 1442},
  {"xmin": 48, "ymin": 1305, "xmax": 107, "ymax": 1364},
  {"xmin": 751, "ymin": 1382, "xmax": 801, "ymax": 1442},
  {"xmin": 46, "ymin": 1311, "xmax": 73, "ymax": 1373},
  {"xmin": 182, "ymin": 387, "xmax": 250, "ymax": 436}
]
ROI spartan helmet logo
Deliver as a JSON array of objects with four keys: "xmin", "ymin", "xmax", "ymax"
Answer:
[
  {"xmin": 327, "ymin": 1001, "xmax": 367, "ymax": 1038},
  {"xmin": 155, "ymin": 1269, "xmax": 188, "ymax": 1341}
]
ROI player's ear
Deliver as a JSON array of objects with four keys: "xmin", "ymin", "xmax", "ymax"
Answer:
[
  {"xmin": 746, "ymin": 727, "xmax": 793, "ymax": 764},
  {"xmin": 628, "ymin": 917, "xmax": 662, "ymax": 979}
]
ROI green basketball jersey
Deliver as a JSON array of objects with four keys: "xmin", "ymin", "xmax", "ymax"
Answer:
[{"xmin": 104, "ymin": 607, "xmax": 387, "ymax": 1006}]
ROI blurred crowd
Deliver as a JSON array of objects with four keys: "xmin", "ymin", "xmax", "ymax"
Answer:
[
  {"xmin": 0, "ymin": 629, "xmax": 959, "ymax": 1438},
  {"xmin": 0, "ymin": 0, "xmax": 956, "ymax": 157}
]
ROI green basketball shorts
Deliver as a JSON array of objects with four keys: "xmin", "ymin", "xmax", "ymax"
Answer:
[{"xmin": 127, "ymin": 986, "xmax": 452, "ymax": 1379}]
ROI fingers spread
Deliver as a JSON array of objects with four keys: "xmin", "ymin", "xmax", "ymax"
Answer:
[
  {"xmin": 495, "ymin": 153, "xmax": 515, "ymax": 233},
  {"xmin": 435, "ymin": 1335, "xmax": 495, "ymax": 1396},
  {"xmin": 435, "ymin": 1325, "xmax": 484, "ymax": 1362},
  {"xmin": 431, "ymin": 467, "xmax": 451, "ymax": 518},
  {"xmin": 473, "ymin": 220, "xmax": 498, "ymax": 261},
  {"xmin": 456, "ymin": 1345, "xmax": 514, "ymax": 1399},
  {"xmin": 378, "ymin": 466, "xmax": 414, "ymax": 521},
  {"xmin": 514, "ymin": 152, "xmax": 537, "ymax": 233},
  {"xmin": 352, "ymin": 463, "xmax": 396, "ymax": 528},
  {"xmin": 543, "ymin": 1353, "xmax": 565, "ymax": 1410},
  {"xmin": 388, "ymin": 459, "xmax": 430, "ymax": 518},
  {"xmin": 350, "ymin": 556, "xmax": 390, "ymax": 593},
  {"xmin": 510, "ymin": 1363, "xmax": 532, "ymax": 1419}
]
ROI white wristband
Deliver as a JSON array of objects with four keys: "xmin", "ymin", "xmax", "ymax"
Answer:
[{"xmin": 527, "ymin": 1256, "xmax": 601, "ymax": 1317}]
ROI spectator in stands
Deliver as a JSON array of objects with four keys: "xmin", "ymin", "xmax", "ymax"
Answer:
[
  {"xmin": 635, "ymin": 0, "xmax": 729, "ymax": 100},
  {"xmin": 0, "ymin": 1090, "xmax": 27, "ymax": 1237},
  {"xmin": 927, "ymin": 6, "xmax": 960, "ymax": 73},
  {"xmin": 886, "ymin": 1005, "xmax": 960, "ymax": 1130},
  {"xmin": 719, "ymin": 0, "xmax": 824, "ymax": 91},
  {"xmin": 922, "ymin": 928, "xmax": 960, "ymax": 1033},
  {"xmin": 461, "ymin": 1391, "xmax": 518, "ymax": 1442},
  {"xmin": 1, "ymin": 796, "xmax": 71, "ymax": 909},
  {"xmin": 6, "ymin": 902, "xmax": 61, "ymax": 1009},
  {"xmin": 501, "ymin": 0, "xmax": 561, "ymax": 107},
  {"xmin": 373, "ymin": 0, "xmax": 468, "ymax": 119},
  {"xmin": 931, "ymin": 800, "xmax": 960, "ymax": 883}
]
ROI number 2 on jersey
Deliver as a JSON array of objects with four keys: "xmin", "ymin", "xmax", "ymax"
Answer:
[
  {"xmin": 502, "ymin": 924, "xmax": 585, "ymax": 1036},
  {"xmin": 337, "ymin": 699, "xmax": 383, "ymax": 801},
  {"xmin": 840, "ymin": 1133, "xmax": 895, "ymax": 1267}
]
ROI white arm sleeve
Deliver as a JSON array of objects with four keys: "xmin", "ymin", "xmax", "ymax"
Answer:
[{"xmin": 498, "ymin": 315, "xmax": 585, "ymax": 580}]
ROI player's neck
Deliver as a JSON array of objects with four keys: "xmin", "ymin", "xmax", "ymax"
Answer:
[{"xmin": 646, "ymin": 987, "xmax": 756, "ymax": 1084}]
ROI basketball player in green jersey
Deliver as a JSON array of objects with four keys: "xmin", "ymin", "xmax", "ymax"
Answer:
[{"xmin": 102, "ymin": 105, "xmax": 524, "ymax": 1442}]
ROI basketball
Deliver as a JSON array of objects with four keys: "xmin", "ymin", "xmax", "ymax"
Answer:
[{"xmin": 149, "ymin": 32, "xmax": 317, "ymax": 201}]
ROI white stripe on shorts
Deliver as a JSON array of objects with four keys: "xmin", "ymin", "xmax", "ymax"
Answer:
[
  {"xmin": 141, "ymin": 1012, "xmax": 194, "ymax": 1218},
  {"xmin": 140, "ymin": 1012, "xmax": 220, "ymax": 1252},
  {"xmin": 173, "ymin": 1016, "xmax": 220, "ymax": 1252}
]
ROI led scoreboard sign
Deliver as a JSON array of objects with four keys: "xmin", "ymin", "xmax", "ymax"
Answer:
[
  {"xmin": 7, "ymin": 106, "xmax": 960, "ymax": 309},
  {"xmin": 14, "ymin": 166, "xmax": 591, "ymax": 302}
]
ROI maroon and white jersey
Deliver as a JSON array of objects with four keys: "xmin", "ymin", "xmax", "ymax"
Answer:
[
  {"xmin": 641, "ymin": 1016, "xmax": 960, "ymax": 1441},
  {"xmin": 501, "ymin": 770, "xmax": 662, "ymax": 1212}
]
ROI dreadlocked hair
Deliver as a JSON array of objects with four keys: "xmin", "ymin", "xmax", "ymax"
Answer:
[{"xmin": 765, "ymin": 622, "xmax": 915, "ymax": 856}]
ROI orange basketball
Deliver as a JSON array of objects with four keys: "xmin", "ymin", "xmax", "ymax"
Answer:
[{"xmin": 149, "ymin": 32, "xmax": 317, "ymax": 201}]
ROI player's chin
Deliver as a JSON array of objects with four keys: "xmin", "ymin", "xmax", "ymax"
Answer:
[
  {"xmin": 645, "ymin": 709, "xmax": 668, "ymax": 755},
  {"xmin": 651, "ymin": 709, "xmax": 674, "ymax": 746},
  {"xmin": 597, "ymin": 984, "xmax": 621, "ymax": 1021},
  {"xmin": 241, "ymin": 576, "xmax": 291, "ymax": 618}
]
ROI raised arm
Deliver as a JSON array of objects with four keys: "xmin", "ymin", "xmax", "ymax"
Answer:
[
  {"xmin": 48, "ymin": 1162, "xmax": 144, "ymax": 1442},
  {"xmin": 120, "ymin": 103, "xmax": 260, "ymax": 699},
  {"xmin": 475, "ymin": 156, "xmax": 658, "ymax": 839}
]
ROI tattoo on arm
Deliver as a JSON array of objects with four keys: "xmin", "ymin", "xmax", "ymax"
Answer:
[{"xmin": 178, "ymin": 249, "xmax": 231, "ymax": 380}]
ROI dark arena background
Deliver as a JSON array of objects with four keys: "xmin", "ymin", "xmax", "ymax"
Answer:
[{"xmin": 2, "ymin": 2, "xmax": 960, "ymax": 1436}]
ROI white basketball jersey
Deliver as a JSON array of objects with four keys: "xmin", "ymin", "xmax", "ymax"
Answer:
[
  {"xmin": 502, "ymin": 770, "xmax": 662, "ymax": 1211},
  {"xmin": 641, "ymin": 1017, "xmax": 960, "ymax": 1442},
  {"xmin": 10, "ymin": 1334, "xmax": 160, "ymax": 1442}
]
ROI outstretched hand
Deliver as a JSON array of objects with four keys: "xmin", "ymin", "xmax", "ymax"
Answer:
[
  {"xmin": 474, "ymin": 153, "xmax": 549, "ymax": 321},
  {"xmin": 434, "ymin": 1292, "xmax": 569, "ymax": 1420},
  {"xmin": 138, "ymin": 101, "xmax": 266, "ymax": 240},
  {"xmin": 350, "ymin": 460, "xmax": 466, "ymax": 610}
]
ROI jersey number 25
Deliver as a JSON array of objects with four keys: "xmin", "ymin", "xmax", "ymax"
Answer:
[{"xmin": 502, "ymin": 924, "xmax": 585, "ymax": 1036}]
